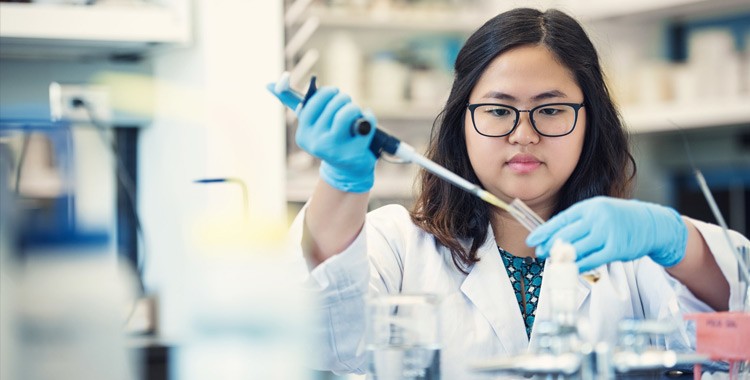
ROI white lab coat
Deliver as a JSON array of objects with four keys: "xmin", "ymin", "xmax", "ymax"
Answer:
[{"xmin": 290, "ymin": 203, "xmax": 748, "ymax": 379}]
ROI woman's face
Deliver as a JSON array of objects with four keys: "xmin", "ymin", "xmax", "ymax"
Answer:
[{"xmin": 465, "ymin": 44, "xmax": 586, "ymax": 214}]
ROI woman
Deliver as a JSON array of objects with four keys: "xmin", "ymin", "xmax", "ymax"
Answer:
[{"xmin": 275, "ymin": 8, "xmax": 747, "ymax": 379}]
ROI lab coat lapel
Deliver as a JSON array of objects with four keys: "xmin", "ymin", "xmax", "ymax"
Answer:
[
  {"xmin": 530, "ymin": 268, "xmax": 591, "ymax": 348},
  {"xmin": 460, "ymin": 233, "xmax": 529, "ymax": 354}
]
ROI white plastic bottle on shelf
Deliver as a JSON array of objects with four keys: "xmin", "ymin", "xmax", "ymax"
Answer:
[
  {"xmin": 635, "ymin": 61, "xmax": 672, "ymax": 105},
  {"xmin": 672, "ymin": 63, "xmax": 698, "ymax": 104},
  {"xmin": 323, "ymin": 32, "xmax": 363, "ymax": 102},
  {"xmin": 410, "ymin": 65, "xmax": 451, "ymax": 109},
  {"xmin": 366, "ymin": 51, "xmax": 409, "ymax": 111},
  {"xmin": 689, "ymin": 29, "xmax": 741, "ymax": 100}
]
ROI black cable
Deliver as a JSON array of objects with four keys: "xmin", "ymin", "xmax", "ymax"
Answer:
[
  {"xmin": 670, "ymin": 121, "xmax": 698, "ymax": 173},
  {"xmin": 74, "ymin": 99, "xmax": 147, "ymax": 296},
  {"xmin": 670, "ymin": 120, "xmax": 750, "ymax": 282},
  {"xmin": 14, "ymin": 131, "xmax": 31, "ymax": 194}
]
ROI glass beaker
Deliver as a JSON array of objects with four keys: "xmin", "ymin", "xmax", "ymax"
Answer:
[
  {"xmin": 366, "ymin": 293, "xmax": 441, "ymax": 380},
  {"xmin": 737, "ymin": 246, "xmax": 750, "ymax": 312}
]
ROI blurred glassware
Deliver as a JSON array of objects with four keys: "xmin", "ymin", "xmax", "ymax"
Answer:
[
  {"xmin": 0, "ymin": 138, "xmax": 19, "ymax": 380},
  {"xmin": 366, "ymin": 293, "xmax": 441, "ymax": 380},
  {"xmin": 737, "ymin": 245, "xmax": 750, "ymax": 312},
  {"xmin": 175, "ymin": 210, "xmax": 313, "ymax": 380}
]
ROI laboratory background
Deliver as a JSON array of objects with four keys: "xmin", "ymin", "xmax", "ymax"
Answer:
[{"xmin": 0, "ymin": 0, "xmax": 749, "ymax": 379}]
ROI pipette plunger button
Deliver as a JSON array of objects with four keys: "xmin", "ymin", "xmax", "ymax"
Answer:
[{"xmin": 351, "ymin": 119, "xmax": 371, "ymax": 136}]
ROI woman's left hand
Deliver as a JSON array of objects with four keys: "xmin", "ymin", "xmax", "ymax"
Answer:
[{"xmin": 526, "ymin": 196, "xmax": 688, "ymax": 272}]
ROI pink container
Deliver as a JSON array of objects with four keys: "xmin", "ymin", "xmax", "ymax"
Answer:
[{"xmin": 685, "ymin": 312, "xmax": 750, "ymax": 360}]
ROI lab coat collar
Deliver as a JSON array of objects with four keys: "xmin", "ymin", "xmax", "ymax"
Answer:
[
  {"xmin": 529, "ymin": 265, "xmax": 592, "ymax": 349},
  {"xmin": 459, "ymin": 228, "xmax": 592, "ymax": 354},
  {"xmin": 460, "ymin": 230, "xmax": 530, "ymax": 354}
]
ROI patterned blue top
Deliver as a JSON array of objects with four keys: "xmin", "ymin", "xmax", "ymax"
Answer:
[{"xmin": 498, "ymin": 247, "xmax": 545, "ymax": 338}]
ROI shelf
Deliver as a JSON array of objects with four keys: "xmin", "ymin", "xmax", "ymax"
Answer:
[
  {"xmin": 370, "ymin": 103, "xmax": 442, "ymax": 122},
  {"xmin": 0, "ymin": 2, "xmax": 190, "ymax": 59},
  {"xmin": 309, "ymin": 0, "xmax": 750, "ymax": 32},
  {"xmin": 286, "ymin": 98, "xmax": 750, "ymax": 202},
  {"xmin": 309, "ymin": 6, "xmax": 488, "ymax": 33},
  {"xmin": 573, "ymin": 0, "xmax": 750, "ymax": 22},
  {"xmin": 622, "ymin": 97, "xmax": 750, "ymax": 133},
  {"xmin": 371, "ymin": 97, "xmax": 750, "ymax": 131}
]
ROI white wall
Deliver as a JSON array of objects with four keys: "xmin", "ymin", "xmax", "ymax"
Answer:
[{"xmin": 141, "ymin": 0, "xmax": 286, "ymax": 337}]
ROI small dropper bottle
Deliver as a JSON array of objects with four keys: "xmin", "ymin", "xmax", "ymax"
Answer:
[{"xmin": 547, "ymin": 239, "xmax": 579, "ymax": 329}]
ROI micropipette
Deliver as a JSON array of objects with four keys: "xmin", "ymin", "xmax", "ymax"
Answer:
[{"xmin": 267, "ymin": 72, "xmax": 544, "ymax": 231}]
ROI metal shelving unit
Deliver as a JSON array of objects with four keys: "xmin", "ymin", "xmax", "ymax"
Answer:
[
  {"xmin": 0, "ymin": 2, "xmax": 191, "ymax": 59},
  {"xmin": 283, "ymin": 0, "xmax": 750, "ymax": 203},
  {"xmin": 623, "ymin": 97, "xmax": 750, "ymax": 133}
]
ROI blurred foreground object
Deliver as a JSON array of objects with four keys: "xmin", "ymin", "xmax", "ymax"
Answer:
[
  {"xmin": 365, "ymin": 294, "xmax": 441, "ymax": 379},
  {"xmin": 173, "ymin": 187, "xmax": 313, "ymax": 380},
  {"xmin": 685, "ymin": 312, "xmax": 750, "ymax": 380},
  {"xmin": 471, "ymin": 241, "xmax": 709, "ymax": 379},
  {"xmin": 15, "ymin": 252, "xmax": 139, "ymax": 380},
  {"xmin": 1, "ymin": 119, "xmax": 139, "ymax": 379}
]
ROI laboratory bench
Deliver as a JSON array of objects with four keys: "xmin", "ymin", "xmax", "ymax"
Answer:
[{"xmin": 130, "ymin": 342, "xmax": 722, "ymax": 380}]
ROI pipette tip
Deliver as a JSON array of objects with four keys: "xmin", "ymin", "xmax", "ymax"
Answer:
[{"xmin": 479, "ymin": 191, "xmax": 511, "ymax": 212}]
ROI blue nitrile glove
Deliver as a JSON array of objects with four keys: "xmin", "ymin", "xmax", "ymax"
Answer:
[
  {"xmin": 526, "ymin": 196, "xmax": 688, "ymax": 272},
  {"xmin": 294, "ymin": 86, "xmax": 377, "ymax": 193}
]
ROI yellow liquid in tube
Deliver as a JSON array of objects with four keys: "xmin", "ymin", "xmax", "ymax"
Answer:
[{"xmin": 581, "ymin": 272, "xmax": 601, "ymax": 284}]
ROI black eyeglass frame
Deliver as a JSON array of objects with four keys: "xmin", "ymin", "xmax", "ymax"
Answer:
[{"xmin": 466, "ymin": 102, "xmax": 585, "ymax": 138}]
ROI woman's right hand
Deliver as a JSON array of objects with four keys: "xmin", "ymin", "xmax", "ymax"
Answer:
[{"xmin": 296, "ymin": 87, "xmax": 377, "ymax": 193}]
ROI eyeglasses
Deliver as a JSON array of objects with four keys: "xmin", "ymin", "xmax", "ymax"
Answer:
[{"xmin": 466, "ymin": 102, "xmax": 585, "ymax": 137}]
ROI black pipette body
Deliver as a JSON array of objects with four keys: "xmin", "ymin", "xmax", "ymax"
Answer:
[{"xmin": 300, "ymin": 76, "xmax": 400, "ymax": 158}]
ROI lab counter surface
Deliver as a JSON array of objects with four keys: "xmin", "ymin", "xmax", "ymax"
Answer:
[{"xmin": 128, "ymin": 340, "xmax": 723, "ymax": 380}]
